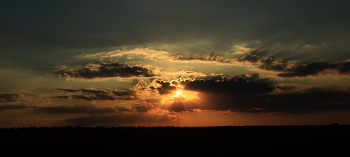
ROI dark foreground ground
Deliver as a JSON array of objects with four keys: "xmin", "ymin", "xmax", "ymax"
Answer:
[{"xmin": 1, "ymin": 125, "xmax": 349, "ymax": 156}]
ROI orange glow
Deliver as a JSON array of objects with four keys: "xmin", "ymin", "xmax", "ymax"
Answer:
[
  {"xmin": 161, "ymin": 89, "xmax": 200, "ymax": 106},
  {"xmin": 176, "ymin": 89, "xmax": 183, "ymax": 95},
  {"xmin": 159, "ymin": 80, "xmax": 200, "ymax": 111}
]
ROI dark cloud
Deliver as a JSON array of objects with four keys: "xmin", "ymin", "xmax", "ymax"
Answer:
[
  {"xmin": 153, "ymin": 81, "xmax": 176, "ymax": 95},
  {"xmin": 66, "ymin": 113, "xmax": 172, "ymax": 126},
  {"xmin": 56, "ymin": 88, "xmax": 137, "ymax": 101},
  {"xmin": 182, "ymin": 74, "xmax": 275, "ymax": 95},
  {"xmin": 0, "ymin": 104, "xmax": 32, "ymax": 111},
  {"xmin": 134, "ymin": 99, "xmax": 163, "ymax": 112},
  {"xmin": 115, "ymin": 106, "xmax": 133, "ymax": 112},
  {"xmin": 278, "ymin": 62, "xmax": 350, "ymax": 77},
  {"xmin": 171, "ymin": 52, "xmax": 219, "ymax": 62},
  {"xmin": 233, "ymin": 55, "xmax": 290, "ymax": 72},
  {"xmin": 167, "ymin": 101, "xmax": 195, "ymax": 113},
  {"xmin": 54, "ymin": 62, "xmax": 157, "ymax": 79},
  {"xmin": 171, "ymin": 55, "xmax": 207, "ymax": 61},
  {"xmin": 112, "ymin": 90, "xmax": 137, "ymax": 96},
  {"xmin": 145, "ymin": 98, "xmax": 162, "ymax": 103},
  {"xmin": 72, "ymin": 95, "xmax": 117, "ymax": 101},
  {"xmin": 56, "ymin": 96, "xmax": 69, "ymax": 99},
  {"xmin": 155, "ymin": 74, "xmax": 274, "ymax": 96},
  {"xmin": 155, "ymin": 74, "xmax": 275, "ymax": 112},
  {"xmin": 256, "ymin": 87, "xmax": 350, "ymax": 114},
  {"xmin": 258, "ymin": 58, "xmax": 288, "ymax": 71},
  {"xmin": 155, "ymin": 74, "xmax": 350, "ymax": 113},
  {"xmin": 234, "ymin": 54, "xmax": 350, "ymax": 77},
  {"xmin": 132, "ymin": 98, "xmax": 162, "ymax": 112},
  {"xmin": 0, "ymin": 93, "xmax": 22, "ymax": 102},
  {"xmin": 176, "ymin": 86, "xmax": 350, "ymax": 114},
  {"xmin": 275, "ymin": 86, "xmax": 295, "ymax": 91},
  {"xmin": 135, "ymin": 104, "xmax": 154, "ymax": 113},
  {"xmin": 37, "ymin": 105, "xmax": 117, "ymax": 114},
  {"xmin": 237, "ymin": 54, "xmax": 260, "ymax": 63}
]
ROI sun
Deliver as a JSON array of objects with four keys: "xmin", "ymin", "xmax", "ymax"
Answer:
[
  {"xmin": 176, "ymin": 89, "xmax": 183, "ymax": 95},
  {"xmin": 161, "ymin": 88, "xmax": 200, "ymax": 106}
]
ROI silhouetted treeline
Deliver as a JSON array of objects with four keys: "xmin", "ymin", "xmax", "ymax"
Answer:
[
  {"xmin": 1, "ymin": 125, "xmax": 349, "ymax": 156},
  {"xmin": 0, "ymin": 124, "xmax": 346, "ymax": 130}
]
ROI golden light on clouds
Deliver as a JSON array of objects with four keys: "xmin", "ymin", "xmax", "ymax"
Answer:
[{"xmin": 160, "ymin": 87, "xmax": 200, "ymax": 112}]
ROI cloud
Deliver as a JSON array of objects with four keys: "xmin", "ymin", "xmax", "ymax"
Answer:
[
  {"xmin": 151, "ymin": 74, "xmax": 276, "ymax": 112},
  {"xmin": 0, "ymin": 93, "xmax": 22, "ymax": 102},
  {"xmin": 154, "ymin": 81, "xmax": 177, "ymax": 95},
  {"xmin": 255, "ymin": 87, "xmax": 350, "ymax": 114},
  {"xmin": 181, "ymin": 74, "xmax": 275, "ymax": 95},
  {"xmin": 108, "ymin": 48, "xmax": 170, "ymax": 61},
  {"xmin": 231, "ymin": 45, "xmax": 251, "ymax": 54},
  {"xmin": 177, "ymin": 86, "xmax": 350, "ymax": 114},
  {"xmin": 54, "ymin": 62, "xmax": 157, "ymax": 79},
  {"xmin": 132, "ymin": 98, "xmax": 163, "ymax": 113},
  {"xmin": 278, "ymin": 62, "xmax": 350, "ymax": 77},
  {"xmin": 167, "ymin": 101, "xmax": 193, "ymax": 112},
  {"xmin": 56, "ymin": 88, "xmax": 137, "ymax": 101},
  {"xmin": 231, "ymin": 54, "xmax": 350, "ymax": 77},
  {"xmin": 154, "ymin": 75, "xmax": 350, "ymax": 114},
  {"xmin": 55, "ymin": 80, "xmax": 164, "ymax": 103},
  {"xmin": 135, "ymin": 104, "xmax": 154, "ymax": 113},
  {"xmin": 171, "ymin": 52, "xmax": 219, "ymax": 62},
  {"xmin": 155, "ymin": 74, "xmax": 275, "ymax": 112},
  {"xmin": 0, "ymin": 104, "xmax": 32, "ymax": 111},
  {"xmin": 230, "ymin": 54, "xmax": 289, "ymax": 72},
  {"xmin": 237, "ymin": 54, "xmax": 260, "ymax": 63},
  {"xmin": 115, "ymin": 105, "xmax": 133, "ymax": 111},
  {"xmin": 156, "ymin": 74, "xmax": 276, "ymax": 96},
  {"xmin": 37, "ymin": 105, "xmax": 118, "ymax": 114},
  {"xmin": 258, "ymin": 58, "xmax": 289, "ymax": 72},
  {"xmin": 56, "ymin": 96, "xmax": 69, "ymax": 99}
]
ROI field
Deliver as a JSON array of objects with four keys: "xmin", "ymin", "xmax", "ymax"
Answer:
[{"xmin": 1, "ymin": 125, "xmax": 349, "ymax": 155}]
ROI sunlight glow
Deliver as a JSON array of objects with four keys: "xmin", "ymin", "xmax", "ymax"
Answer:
[
  {"xmin": 176, "ymin": 89, "xmax": 183, "ymax": 95},
  {"xmin": 162, "ymin": 89, "xmax": 199, "ymax": 104}
]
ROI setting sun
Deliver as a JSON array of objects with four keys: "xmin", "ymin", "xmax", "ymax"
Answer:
[{"xmin": 176, "ymin": 89, "xmax": 183, "ymax": 95}]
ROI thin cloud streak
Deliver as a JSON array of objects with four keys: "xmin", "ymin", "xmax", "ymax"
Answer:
[
  {"xmin": 56, "ymin": 88, "xmax": 137, "ymax": 101},
  {"xmin": 54, "ymin": 62, "xmax": 157, "ymax": 80},
  {"xmin": 0, "ymin": 93, "xmax": 22, "ymax": 102}
]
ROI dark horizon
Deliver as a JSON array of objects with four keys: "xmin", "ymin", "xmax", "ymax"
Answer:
[
  {"xmin": 2, "ymin": 123, "xmax": 349, "ymax": 155},
  {"xmin": 0, "ymin": 122, "xmax": 346, "ymax": 129}
]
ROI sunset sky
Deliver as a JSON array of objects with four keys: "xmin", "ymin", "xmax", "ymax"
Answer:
[{"xmin": 1, "ymin": 0, "xmax": 350, "ymax": 127}]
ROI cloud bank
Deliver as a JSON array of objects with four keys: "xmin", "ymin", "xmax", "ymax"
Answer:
[
  {"xmin": 56, "ymin": 88, "xmax": 137, "ymax": 101},
  {"xmin": 0, "ymin": 93, "xmax": 22, "ymax": 102},
  {"xmin": 231, "ymin": 54, "xmax": 350, "ymax": 77},
  {"xmin": 55, "ymin": 63, "xmax": 157, "ymax": 80}
]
